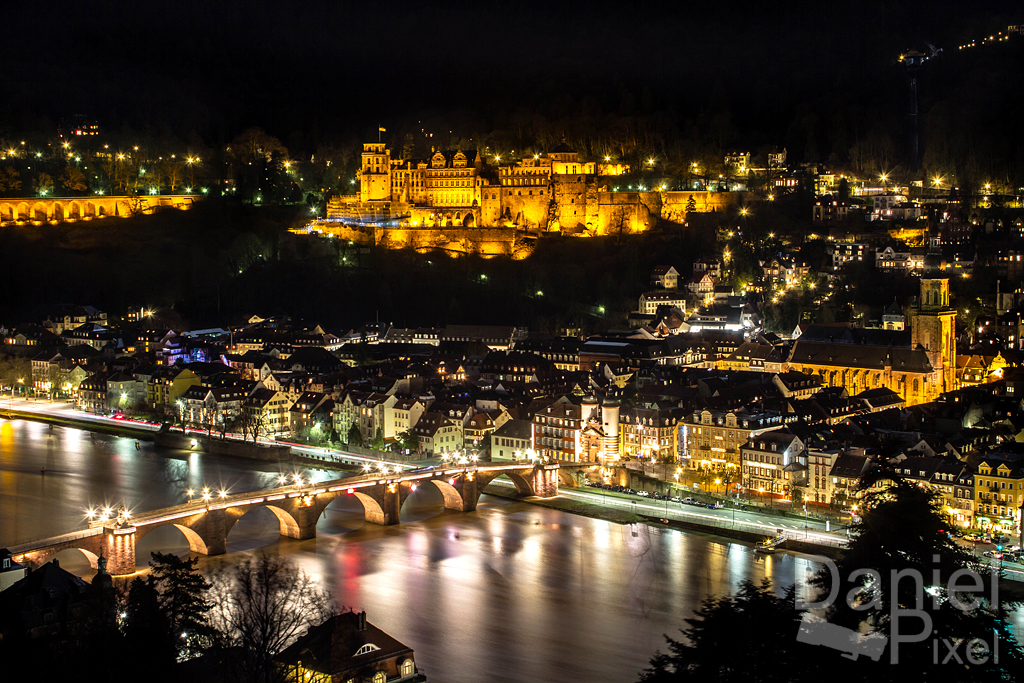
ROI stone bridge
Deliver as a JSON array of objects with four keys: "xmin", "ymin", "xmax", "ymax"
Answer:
[
  {"xmin": 9, "ymin": 462, "xmax": 563, "ymax": 576},
  {"xmin": 0, "ymin": 194, "xmax": 199, "ymax": 225}
]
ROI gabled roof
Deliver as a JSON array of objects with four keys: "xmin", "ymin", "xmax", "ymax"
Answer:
[{"xmin": 275, "ymin": 612, "xmax": 414, "ymax": 677}]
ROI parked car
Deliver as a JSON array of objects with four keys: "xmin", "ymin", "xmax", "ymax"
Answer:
[
  {"xmin": 983, "ymin": 550, "xmax": 1004, "ymax": 560},
  {"xmin": 682, "ymin": 497, "xmax": 696, "ymax": 505}
]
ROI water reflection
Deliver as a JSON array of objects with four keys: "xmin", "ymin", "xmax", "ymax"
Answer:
[{"xmin": 11, "ymin": 420, "xmax": 1011, "ymax": 683}]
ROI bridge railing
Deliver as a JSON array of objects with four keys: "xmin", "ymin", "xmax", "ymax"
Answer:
[{"xmin": 8, "ymin": 527, "xmax": 103, "ymax": 554}]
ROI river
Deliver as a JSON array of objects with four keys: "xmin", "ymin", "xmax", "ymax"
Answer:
[{"xmin": 1, "ymin": 419, "xmax": 823, "ymax": 683}]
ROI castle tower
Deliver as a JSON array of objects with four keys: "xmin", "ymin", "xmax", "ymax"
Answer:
[
  {"xmin": 600, "ymin": 398, "xmax": 620, "ymax": 462},
  {"xmin": 359, "ymin": 142, "xmax": 392, "ymax": 203},
  {"xmin": 910, "ymin": 278, "xmax": 957, "ymax": 394}
]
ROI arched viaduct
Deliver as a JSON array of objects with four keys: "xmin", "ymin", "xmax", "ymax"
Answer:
[
  {"xmin": 0, "ymin": 194, "xmax": 199, "ymax": 225},
  {"xmin": 9, "ymin": 463, "xmax": 565, "ymax": 576}
]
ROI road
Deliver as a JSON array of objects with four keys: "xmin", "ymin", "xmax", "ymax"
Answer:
[{"xmin": 1, "ymin": 395, "xmax": 417, "ymax": 470}]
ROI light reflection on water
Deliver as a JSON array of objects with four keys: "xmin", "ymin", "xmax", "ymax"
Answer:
[{"xmin": 3, "ymin": 419, "xmax": 1020, "ymax": 683}]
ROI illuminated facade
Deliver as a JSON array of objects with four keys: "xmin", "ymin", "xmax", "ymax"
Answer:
[
  {"xmin": 786, "ymin": 279, "xmax": 958, "ymax": 406},
  {"xmin": 684, "ymin": 408, "xmax": 784, "ymax": 472},
  {"xmin": 324, "ymin": 140, "xmax": 737, "ymax": 237}
]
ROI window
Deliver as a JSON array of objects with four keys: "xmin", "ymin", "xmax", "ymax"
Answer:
[
  {"xmin": 373, "ymin": 673, "xmax": 386, "ymax": 683},
  {"xmin": 355, "ymin": 643, "xmax": 381, "ymax": 656},
  {"xmin": 401, "ymin": 659, "xmax": 415, "ymax": 676}
]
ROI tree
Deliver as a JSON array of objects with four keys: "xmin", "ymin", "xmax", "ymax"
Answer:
[
  {"xmin": 59, "ymin": 166, "xmax": 88, "ymax": 193},
  {"xmin": 641, "ymin": 472, "xmax": 1024, "ymax": 682},
  {"xmin": 211, "ymin": 554, "xmax": 335, "ymax": 683},
  {"xmin": 234, "ymin": 410, "xmax": 268, "ymax": 444},
  {"xmin": 0, "ymin": 166, "xmax": 22, "ymax": 194},
  {"xmin": 371, "ymin": 426, "xmax": 386, "ymax": 450},
  {"xmin": 807, "ymin": 474, "xmax": 1024, "ymax": 679},
  {"xmin": 638, "ymin": 580, "xmax": 825, "ymax": 683},
  {"xmin": 346, "ymin": 422, "xmax": 363, "ymax": 447},
  {"xmin": 158, "ymin": 159, "xmax": 184, "ymax": 191},
  {"xmin": 33, "ymin": 171, "xmax": 54, "ymax": 196},
  {"xmin": 396, "ymin": 429, "xmax": 418, "ymax": 452},
  {"xmin": 837, "ymin": 177, "xmax": 850, "ymax": 201},
  {"xmin": 123, "ymin": 552, "xmax": 218, "ymax": 668}
]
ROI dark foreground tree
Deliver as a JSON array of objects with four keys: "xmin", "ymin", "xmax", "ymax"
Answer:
[
  {"xmin": 639, "ymin": 580, "xmax": 831, "ymax": 683},
  {"xmin": 810, "ymin": 474, "xmax": 1024, "ymax": 681},
  {"xmin": 123, "ymin": 551, "xmax": 218, "ymax": 666},
  {"xmin": 640, "ymin": 474, "xmax": 1024, "ymax": 682},
  {"xmin": 210, "ymin": 553, "xmax": 335, "ymax": 683}
]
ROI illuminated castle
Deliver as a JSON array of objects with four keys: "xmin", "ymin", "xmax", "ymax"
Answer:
[{"xmin": 324, "ymin": 140, "xmax": 735, "ymax": 236}]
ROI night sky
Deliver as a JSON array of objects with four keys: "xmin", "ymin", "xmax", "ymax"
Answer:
[{"xmin": 2, "ymin": 1, "xmax": 1022, "ymax": 154}]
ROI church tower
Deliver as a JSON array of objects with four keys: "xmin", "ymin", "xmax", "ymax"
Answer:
[{"xmin": 910, "ymin": 278, "xmax": 957, "ymax": 393}]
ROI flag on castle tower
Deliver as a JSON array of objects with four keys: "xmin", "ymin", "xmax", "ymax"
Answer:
[{"xmin": 379, "ymin": 127, "xmax": 386, "ymax": 132}]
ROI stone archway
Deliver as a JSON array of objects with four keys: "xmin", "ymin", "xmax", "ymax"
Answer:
[
  {"xmin": 463, "ymin": 212, "xmax": 475, "ymax": 227},
  {"xmin": 430, "ymin": 478, "xmax": 465, "ymax": 510},
  {"xmin": 68, "ymin": 201, "xmax": 82, "ymax": 219},
  {"xmin": 0, "ymin": 203, "xmax": 12, "ymax": 221},
  {"xmin": 351, "ymin": 491, "xmax": 386, "ymax": 524},
  {"xmin": 32, "ymin": 202, "xmax": 47, "ymax": 221},
  {"xmin": 486, "ymin": 471, "xmax": 534, "ymax": 496},
  {"xmin": 171, "ymin": 523, "xmax": 210, "ymax": 554},
  {"xmin": 16, "ymin": 202, "xmax": 29, "ymax": 220},
  {"xmin": 21, "ymin": 546, "xmax": 100, "ymax": 571},
  {"xmin": 52, "ymin": 202, "xmax": 64, "ymax": 221},
  {"xmin": 223, "ymin": 503, "xmax": 303, "ymax": 541},
  {"xmin": 84, "ymin": 201, "xmax": 96, "ymax": 217}
]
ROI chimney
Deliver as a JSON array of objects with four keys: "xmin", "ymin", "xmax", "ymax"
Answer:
[{"xmin": 358, "ymin": 611, "xmax": 367, "ymax": 631}]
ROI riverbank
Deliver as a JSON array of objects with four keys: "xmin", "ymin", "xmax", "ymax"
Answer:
[
  {"xmin": 481, "ymin": 483, "xmax": 826, "ymax": 552},
  {"xmin": 0, "ymin": 408, "xmax": 355, "ymax": 473}
]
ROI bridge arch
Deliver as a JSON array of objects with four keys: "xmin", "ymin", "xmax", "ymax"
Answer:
[
  {"xmin": 351, "ymin": 491, "xmax": 385, "ymax": 524},
  {"xmin": 557, "ymin": 468, "xmax": 580, "ymax": 488},
  {"xmin": 20, "ymin": 547, "xmax": 100, "ymax": 572},
  {"xmin": 32, "ymin": 202, "xmax": 47, "ymax": 221},
  {"xmin": 430, "ymin": 478, "xmax": 465, "ymax": 510},
  {"xmin": 171, "ymin": 523, "xmax": 210, "ymax": 554},
  {"xmin": 223, "ymin": 503, "xmax": 302, "ymax": 541},
  {"xmin": 0, "ymin": 203, "xmax": 12, "ymax": 221},
  {"xmin": 52, "ymin": 202, "xmax": 64, "ymax": 221},
  {"xmin": 16, "ymin": 202, "xmax": 29, "ymax": 220},
  {"xmin": 488, "ymin": 471, "xmax": 534, "ymax": 496},
  {"xmin": 68, "ymin": 201, "xmax": 82, "ymax": 219}
]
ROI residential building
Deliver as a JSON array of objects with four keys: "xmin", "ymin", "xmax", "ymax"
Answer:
[
  {"xmin": 831, "ymin": 242, "xmax": 869, "ymax": 270},
  {"xmin": 684, "ymin": 408, "xmax": 784, "ymax": 473},
  {"xmin": 639, "ymin": 291, "xmax": 688, "ymax": 316},
  {"xmin": 761, "ymin": 256, "xmax": 810, "ymax": 289},
  {"xmin": 741, "ymin": 431, "xmax": 807, "ymax": 501},
  {"xmin": 829, "ymin": 452, "xmax": 874, "ymax": 512},
  {"xmin": 650, "ymin": 265, "xmax": 680, "ymax": 289},
  {"xmin": 242, "ymin": 388, "xmax": 294, "ymax": 436},
  {"xmin": 491, "ymin": 419, "xmax": 533, "ymax": 460},
  {"xmin": 973, "ymin": 453, "xmax": 1024, "ymax": 532},
  {"xmin": 276, "ymin": 611, "xmax": 424, "ymax": 683},
  {"xmin": 619, "ymin": 406, "xmax": 686, "ymax": 462},
  {"xmin": 532, "ymin": 396, "xmax": 585, "ymax": 462},
  {"xmin": 411, "ymin": 411, "xmax": 463, "ymax": 455},
  {"xmin": 876, "ymin": 246, "xmax": 925, "ymax": 272}
]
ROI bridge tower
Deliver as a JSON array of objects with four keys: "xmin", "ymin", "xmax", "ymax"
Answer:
[{"xmin": 102, "ymin": 526, "xmax": 137, "ymax": 576}]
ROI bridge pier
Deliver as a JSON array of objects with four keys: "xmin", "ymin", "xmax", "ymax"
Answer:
[
  {"xmin": 530, "ymin": 465, "xmax": 560, "ymax": 498},
  {"xmin": 103, "ymin": 527, "xmax": 137, "ymax": 576}
]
